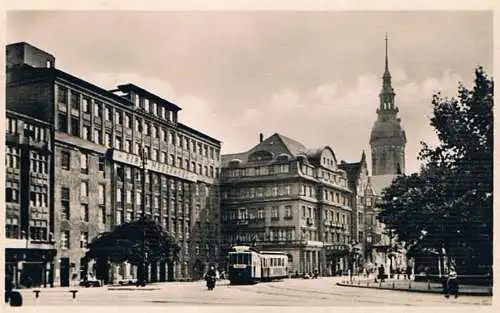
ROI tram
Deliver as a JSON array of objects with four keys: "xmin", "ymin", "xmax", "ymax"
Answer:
[{"xmin": 228, "ymin": 246, "xmax": 288, "ymax": 285}]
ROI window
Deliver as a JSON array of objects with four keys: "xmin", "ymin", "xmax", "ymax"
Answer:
[
  {"xmin": 61, "ymin": 231, "xmax": 70, "ymax": 249},
  {"xmin": 61, "ymin": 187, "xmax": 70, "ymax": 219},
  {"xmin": 151, "ymin": 126, "xmax": 158, "ymax": 138},
  {"xmin": 94, "ymin": 102, "xmax": 102, "ymax": 117},
  {"xmin": 61, "ymin": 151, "xmax": 70, "ymax": 170},
  {"xmin": 115, "ymin": 136, "xmax": 122, "ymax": 149},
  {"xmin": 70, "ymin": 91, "xmax": 80, "ymax": 110},
  {"xmin": 7, "ymin": 118, "xmax": 18, "ymax": 134},
  {"xmin": 5, "ymin": 185, "xmax": 19, "ymax": 203},
  {"xmin": 57, "ymin": 113, "xmax": 68, "ymax": 132},
  {"xmin": 126, "ymin": 190, "xmax": 132, "ymax": 204},
  {"xmin": 98, "ymin": 156, "xmax": 105, "ymax": 172},
  {"xmin": 257, "ymin": 208, "xmax": 265, "ymax": 219},
  {"xmin": 104, "ymin": 106, "xmax": 111, "ymax": 121},
  {"xmin": 80, "ymin": 181, "xmax": 88, "ymax": 197},
  {"xmin": 125, "ymin": 114, "xmax": 132, "ymax": 129},
  {"xmin": 5, "ymin": 217, "xmax": 20, "ymax": 239},
  {"xmin": 94, "ymin": 129, "xmax": 104, "ymax": 145},
  {"xmin": 58, "ymin": 86, "xmax": 68, "ymax": 103},
  {"xmin": 285, "ymin": 205, "xmax": 292, "ymax": 218},
  {"xmin": 124, "ymin": 140, "xmax": 131, "ymax": 153},
  {"xmin": 80, "ymin": 232, "xmax": 89, "ymax": 249},
  {"xmin": 80, "ymin": 204, "xmax": 89, "ymax": 222},
  {"xmin": 161, "ymin": 152, "xmax": 167, "ymax": 163},
  {"xmin": 94, "ymin": 185, "xmax": 105, "ymax": 206},
  {"xmin": 98, "ymin": 207, "xmax": 106, "ymax": 225},
  {"xmin": 80, "ymin": 125, "xmax": 90, "ymax": 141},
  {"xmin": 82, "ymin": 97, "xmax": 90, "ymax": 113},
  {"xmin": 116, "ymin": 210, "xmax": 123, "ymax": 225},
  {"xmin": 105, "ymin": 132, "xmax": 112, "ymax": 147},
  {"xmin": 116, "ymin": 188, "xmax": 123, "ymax": 202},
  {"xmin": 271, "ymin": 206, "xmax": 279, "ymax": 219},
  {"xmin": 366, "ymin": 197, "xmax": 372, "ymax": 207},
  {"xmin": 80, "ymin": 153, "xmax": 88, "ymax": 173},
  {"xmin": 115, "ymin": 111, "xmax": 122, "ymax": 124}
]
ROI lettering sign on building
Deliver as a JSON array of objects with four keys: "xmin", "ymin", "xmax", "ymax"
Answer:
[{"xmin": 112, "ymin": 149, "xmax": 214, "ymax": 184}]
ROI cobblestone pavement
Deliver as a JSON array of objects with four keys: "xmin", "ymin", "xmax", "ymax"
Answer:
[{"xmin": 8, "ymin": 277, "xmax": 492, "ymax": 307}]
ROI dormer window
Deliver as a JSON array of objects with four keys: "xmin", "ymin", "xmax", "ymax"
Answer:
[{"xmin": 46, "ymin": 60, "xmax": 52, "ymax": 68}]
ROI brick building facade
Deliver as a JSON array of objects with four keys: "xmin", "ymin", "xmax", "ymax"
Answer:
[{"xmin": 5, "ymin": 42, "xmax": 221, "ymax": 286}]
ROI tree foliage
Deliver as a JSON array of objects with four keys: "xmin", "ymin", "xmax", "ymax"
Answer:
[
  {"xmin": 85, "ymin": 217, "xmax": 181, "ymax": 266},
  {"xmin": 377, "ymin": 67, "xmax": 493, "ymax": 271}
]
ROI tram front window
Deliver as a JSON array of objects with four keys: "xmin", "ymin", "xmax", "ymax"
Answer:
[{"xmin": 230, "ymin": 253, "xmax": 250, "ymax": 265}]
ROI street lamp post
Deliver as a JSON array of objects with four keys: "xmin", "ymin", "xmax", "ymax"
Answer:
[{"xmin": 138, "ymin": 108, "xmax": 148, "ymax": 286}]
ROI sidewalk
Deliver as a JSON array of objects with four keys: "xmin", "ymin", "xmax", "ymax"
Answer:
[{"xmin": 336, "ymin": 277, "xmax": 493, "ymax": 296}]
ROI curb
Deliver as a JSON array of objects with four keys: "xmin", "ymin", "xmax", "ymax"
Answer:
[
  {"xmin": 107, "ymin": 287, "xmax": 161, "ymax": 291},
  {"xmin": 336, "ymin": 282, "xmax": 493, "ymax": 297}
]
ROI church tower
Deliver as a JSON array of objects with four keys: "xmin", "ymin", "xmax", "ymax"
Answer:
[{"xmin": 369, "ymin": 34, "xmax": 407, "ymax": 176}]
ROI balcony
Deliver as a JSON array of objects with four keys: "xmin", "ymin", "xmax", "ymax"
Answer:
[{"xmin": 236, "ymin": 219, "xmax": 249, "ymax": 225}]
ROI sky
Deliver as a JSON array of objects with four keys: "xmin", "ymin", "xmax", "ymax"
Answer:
[{"xmin": 6, "ymin": 10, "xmax": 493, "ymax": 174}]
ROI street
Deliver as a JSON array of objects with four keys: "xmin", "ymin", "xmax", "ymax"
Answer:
[{"xmin": 12, "ymin": 277, "xmax": 492, "ymax": 307}]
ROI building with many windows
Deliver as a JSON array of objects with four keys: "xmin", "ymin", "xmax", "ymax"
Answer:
[
  {"xmin": 6, "ymin": 41, "xmax": 221, "ymax": 286},
  {"xmin": 5, "ymin": 110, "xmax": 56, "ymax": 288},
  {"xmin": 219, "ymin": 133, "xmax": 358, "ymax": 276}
]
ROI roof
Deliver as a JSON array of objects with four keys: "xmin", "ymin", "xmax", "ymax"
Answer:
[
  {"xmin": 221, "ymin": 133, "xmax": 309, "ymax": 167},
  {"xmin": 177, "ymin": 123, "xmax": 221, "ymax": 145},
  {"xmin": 370, "ymin": 174, "xmax": 398, "ymax": 195},
  {"xmin": 116, "ymin": 83, "xmax": 182, "ymax": 112}
]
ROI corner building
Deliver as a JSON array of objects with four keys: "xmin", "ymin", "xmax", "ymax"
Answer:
[
  {"xmin": 5, "ymin": 110, "xmax": 56, "ymax": 288},
  {"xmin": 6, "ymin": 42, "xmax": 221, "ymax": 286},
  {"xmin": 220, "ymin": 133, "xmax": 356, "ymax": 276}
]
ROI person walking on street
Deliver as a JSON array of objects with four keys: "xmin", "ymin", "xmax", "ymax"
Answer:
[
  {"xmin": 444, "ymin": 269, "xmax": 459, "ymax": 298},
  {"xmin": 378, "ymin": 264, "xmax": 386, "ymax": 283}
]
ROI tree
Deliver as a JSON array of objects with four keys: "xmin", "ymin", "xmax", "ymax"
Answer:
[
  {"xmin": 85, "ymin": 217, "xmax": 181, "ymax": 282},
  {"xmin": 377, "ymin": 67, "xmax": 493, "ymax": 272}
]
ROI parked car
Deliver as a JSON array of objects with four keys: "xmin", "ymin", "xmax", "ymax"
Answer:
[
  {"xmin": 118, "ymin": 278, "xmax": 138, "ymax": 286},
  {"xmin": 80, "ymin": 275, "xmax": 101, "ymax": 287}
]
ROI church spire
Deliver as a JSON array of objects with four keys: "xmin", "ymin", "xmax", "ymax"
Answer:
[
  {"xmin": 385, "ymin": 32, "xmax": 389, "ymax": 73},
  {"xmin": 379, "ymin": 33, "xmax": 396, "ymax": 112}
]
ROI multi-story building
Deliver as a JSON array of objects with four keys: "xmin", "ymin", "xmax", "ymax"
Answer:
[
  {"xmin": 5, "ymin": 110, "xmax": 56, "ymax": 288},
  {"xmin": 220, "ymin": 133, "xmax": 357, "ymax": 276},
  {"xmin": 366, "ymin": 36, "xmax": 407, "ymax": 274},
  {"xmin": 338, "ymin": 151, "xmax": 369, "ymax": 273},
  {"xmin": 6, "ymin": 42, "xmax": 221, "ymax": 286}
]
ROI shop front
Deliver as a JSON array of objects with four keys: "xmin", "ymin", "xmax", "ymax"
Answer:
[{"xmin": 5, "ymin": 247, "xmax": 57, "ymax": 289}]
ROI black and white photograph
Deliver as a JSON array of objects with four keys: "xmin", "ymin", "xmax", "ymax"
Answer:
[{"xmin": 2, "ymin": 2, "xmax": 495, "ymax": 309}]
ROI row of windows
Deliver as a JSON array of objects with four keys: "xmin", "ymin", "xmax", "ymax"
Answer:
[
  {"xmin": 222, "ymin": 185, "xmax": 292, "ymax": 199},
  {"xmin": 59, "ymin": 231, "xmax": 89, "ymax": 249},
  {"xmin": 61, "ymin": 186, "xmax": 105, "ymax": 220},
  {"xmin": 6, "ymin": 147, "xmax": 20, "ymax": 169},
  {"xmin": 58, "ymin": 86, "xmax": 177, "ymax": 125},
  {"xmin": 301, "ymin": 206, "xmax": 350, "ymax": 227},
  {"xmin": 56, "ymin": 101, "xmax": 220, "ymax": 159},
  {"xmin": 319, "ymin": 170, "xmax": 348, "ymax": 188},
  {"xmin": 223, "ymin": 164, "xmax": 290, "ymax": 178},
  {"xmin": 6, "ymin": 117, "xmax": 49, "ymax": 142},
  {"xmin": 222, "ymin": 205, "xmax": 293, "ymax": 221}
]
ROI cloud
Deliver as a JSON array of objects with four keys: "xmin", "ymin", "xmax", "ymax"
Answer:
[
  {"xmin": 226, "ymin": 68, "xmax": 465, "ymax": 174},
  {"xmin": 87, "ymin": 72, "xmax": 225, "ymax": 140}
]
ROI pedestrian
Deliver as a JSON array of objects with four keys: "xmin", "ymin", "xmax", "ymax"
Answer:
[
  {"xmin": 444, "ymin": 270, "xmax": 459, "ymax": 298},
  {"xmin": 378, "ymin": 264, "xmax": 386, "ymax": 282},
  {"xmin": 406, "ymin": 264, "xmax": 412, "ymax": 280}
]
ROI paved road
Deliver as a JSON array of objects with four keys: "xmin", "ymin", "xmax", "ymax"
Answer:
[{"xmin": 12, "ymin": 277, "xmax": 492, "ymax": 307}]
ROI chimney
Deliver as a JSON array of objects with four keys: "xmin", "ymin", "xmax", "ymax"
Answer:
[{"xmin": 259, "ymin": 133, "xmax": 264, "ymax": 143}]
